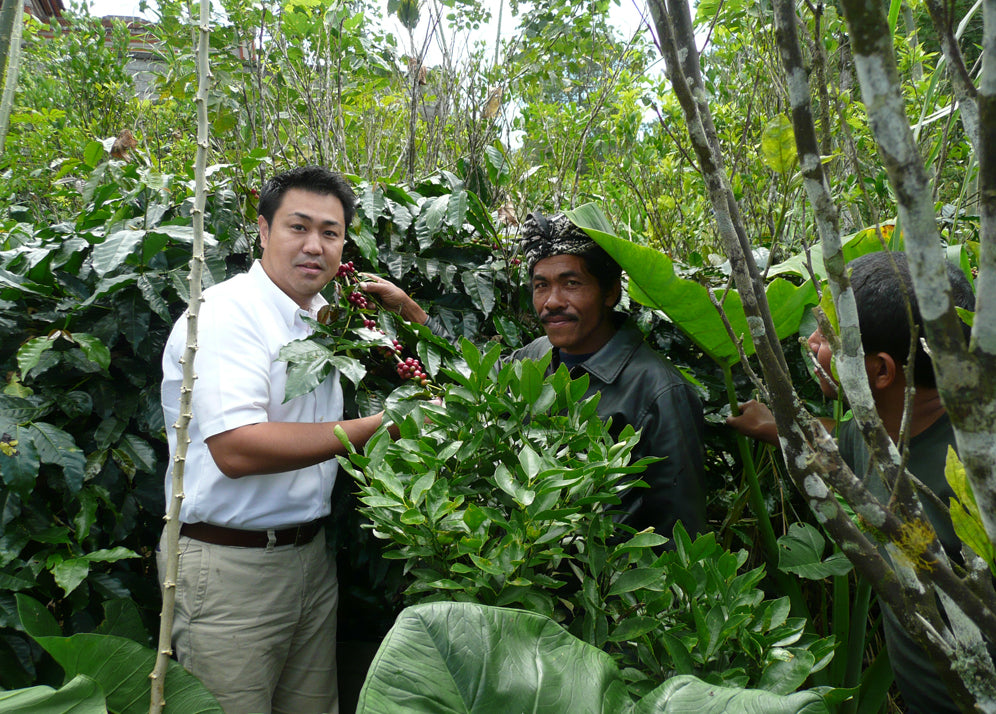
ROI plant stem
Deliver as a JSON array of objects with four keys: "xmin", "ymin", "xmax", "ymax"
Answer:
[
  {"xmin": 839, "ymin": 575, "xmax": 873, "ymax": 714},
  {"xmin": 724, "ymin": 364, "xmax": 809, "ymax": 621},
  {"xmin": 149, "ymin": 1, "xmax": 211, "ymax": 711}
]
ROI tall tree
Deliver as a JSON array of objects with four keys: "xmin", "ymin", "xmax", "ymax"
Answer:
[
  {"xmin": 647, "ymin": 0, "xmax": 996, "ymax": 709},
  {"xmin": 0, "ymin": 0, "xmax": 23, "ymax": 153}
]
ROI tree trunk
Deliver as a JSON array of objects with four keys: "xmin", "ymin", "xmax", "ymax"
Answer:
[
  {"xmin": 647, "ymin": 0, "xmax": 996, "ymax": 707},
  {"xmin": 0, "ymin": 0, "xmax": 24, "ymax": 154}
]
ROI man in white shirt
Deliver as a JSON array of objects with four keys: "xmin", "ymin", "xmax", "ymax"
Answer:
[{"xmin": 159, "ymin": 166, "xmax": 387, "ymax": 714}]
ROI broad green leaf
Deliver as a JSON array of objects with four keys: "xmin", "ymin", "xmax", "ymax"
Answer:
[
  {"xmin": 484, "ymin": 144, "xmax": 510, "ymax": 185},
  {"xmin": 462, "ymin": 270, "xmax": 495, "ymax": 316},
  {"xmin": 463, "ymin": 503, "xmax": 487, "ymax": 530},
  {"xmin": 0, "ymin": 674, "xmax": 107, "ymax": 713},
  {"xmin": 758, "ymin": 649, "xmax": 818, "ymax": 694},
  {"xmin": 280, "ymin": 341, "xmax": 334, "ymax": 400},
  {"xmin": 639, "ymin": 674, "xmax": 829, "ymax": 713},
  {"xmin": 945, "ymin": 446, "xmax": 996, "ymax": 568},
  {"xmin": 606, "ymin": 567, "xmax": 666, "ymax": 596},
  {"xmin": 0, "ymin": 429, "xmax": 40, "ymax": 497},
  {"xmin": 16, "ymin": 335, "xmax": 56, "ymax": 376},
  {"xmin": 115, "ymin": 434, "xmax": 156, "ymax": 474},
  {"xmin": 356, "ymin": 602, "xmax": 634, "ymax": 714},
  {"xmin": 329, "ymin": 355, "xmax": 367, "ymax": 388},
  {"xmin": 16, "ymin": 593, "xmax": 61, "ymax": 637},
  {"xmin": 78, "ymin": 274, "xmax": 138, "ymax": 310},
  {"xmin": 777, "ymin": 523, "xmax": 853, "ymax": 580},
  {"xmin": 137, "ymin": 273, "xmax": 172, "ymax": 323},
  {"xmin": 28, "ymin": 423, "xmax": 85, "ymax": 494},
  {"xmin": 415, "ymin": 196, "xmax": 448, "ymax": 250},
  {"xmin": 760, "ymin": 115, "xmax": 797, "ymax": 174},
  {"xmin": 96, "ymin": 599, "xmax": 150, "ymax": 645},
  {"xmin": 43, "ymin": 635, "xmax": 219, "ymax": 713},
  {"xmin": 517, "ymin": 358, "xmax": 543, "ymax": 404},
  {"xmin": 766, "ymin": 223, "xmax": 897, "ymax": 280},
  {"xmin": 18, "ymin": 595, "xmax": 222, "ymax": 714},
  {"xmin": 353, "ymin": 224, "xmax": 379, "ymax": 264},
  {"xmin": 517, "ymin": 444, "xmax": 541, "ymax": 479},
  {"xmin": 955, "ymin": 306, "xmax": 975, "ymax": 327},
  {"xmin": 90, "ymin": 230, "xmax": 146, "ymax": 277},
  {"xmin": 82, "ymin": 140, "xmax": 104, "ymax": 168},
  {"xmin": 566, "ymin": 203, "xmax": 818, "ymax": 366},
  {"xmin": 50, "ymin": 558, "xmax": 91, "ymax": 596},
  {"xmin": 608, "ymin": 616, "xmax": 660, "ymax": 642},
  {"xmin": 447, "ymin": 189, "xmax": 468, "ymax": 228},
  {"xmin": 415, "ymin": 339, "xmax": 442, "ymax": 379},
  {"xmin": 70, "ymin": 333, "xmax": 110, "ymax": 371},
  {"xmin": 400, "ymin": 509, "xmax": 426, "ymax": 525}
]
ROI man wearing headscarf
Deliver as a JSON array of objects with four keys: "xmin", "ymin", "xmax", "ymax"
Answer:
[{"xmin": 362, "ymin": 210, "xmax": 706, "ymax": 538}]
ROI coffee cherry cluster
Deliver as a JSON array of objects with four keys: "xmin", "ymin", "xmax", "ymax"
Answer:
[
  {"xmin": 396, "ymin": 357, "xmax": 429, "ymax": 385},
  {"xmin": 336, "ymin": 261, "xmax": 356, "ymax": 278},
  {"xmin": 330, "ymin": 262, "xmax": 434, "ymax": 390},
  {"xmin": 347, "ymin": 291, "xmax": 371, "ymax": 309}
]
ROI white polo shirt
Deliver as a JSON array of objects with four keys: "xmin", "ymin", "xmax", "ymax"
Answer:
[{"xmin": 161, "ymin": 261, "xmax": 343, "ymax": 529}]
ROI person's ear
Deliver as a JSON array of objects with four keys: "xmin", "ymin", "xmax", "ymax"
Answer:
[
  {"xmin": 866, "ymin": 352, "xmax": 898, "ymax": 390},
  {"xmin": 605, "ymin": 280, "xmax": 622, "ymax": 309},
  {"xmin": 258, "ymin": 215, "xmax": 270, "ymax": 251}
]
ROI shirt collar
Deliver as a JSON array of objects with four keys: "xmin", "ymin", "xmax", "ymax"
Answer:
[
  {"xmin": 249, "ymin": 260, "xmax": 328, "ymax": 328},
  {"xmin": 565, "ymin": 315, "xmax": 642, "ymax": 384}
]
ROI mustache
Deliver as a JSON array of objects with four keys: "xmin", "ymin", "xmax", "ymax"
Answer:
[{"xmin": 540, "ymin": 311, "xmax": 578, "ymax": 323}]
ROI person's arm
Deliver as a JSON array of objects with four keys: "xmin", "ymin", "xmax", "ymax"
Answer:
[
  {"xmin": 206, "ymin": 413, "xmax": 394, "ymax": 478},
  {"xmin": 726, "ymin": 399, "xmax": 835, "ymax": 446},
  {"xmin": 726, "ymin": 399, "xmax": 779, "ymax": 445},
  {"xmin": 359, "ymin": 274, "xmax": 458, "ymax": 342},
  {"xmin": 359, "ymin": 275, "xmax": 428, "ymax": 324}
]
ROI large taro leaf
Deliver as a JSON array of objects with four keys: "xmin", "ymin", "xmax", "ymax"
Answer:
[
  {"xmin": 356, "ymin": 601, "xmax": 635, "ymax": 714},
  {"xmin": 638, "ymin": 675, "xmax": 829, "ymax": 714},
  {"xmin": 356, "ymin": 602, "xmax": 832, "ymax": 714},
  {"xmin": 17, "ymin": 595, "xmax": 222, "ymax": 714},
  {"xmin": 765, "ymin": 223, "xmax": 897, "ymax": 280},
  {"xmin": 0, "ymin": 673, "xmax": 107, "ymax": 713},
  {"xmin": 566, "ymin": 204, "xmax": 817, "ymax": 367}
]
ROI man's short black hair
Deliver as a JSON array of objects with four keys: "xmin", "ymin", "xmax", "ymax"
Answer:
[
  {"xmin": 575, "ymin": 245, "xmax": 623, "ymax": 306},
  {"xmin": 258, "ymin": 166, "xmax": 356, "ymax": 229},
  {"xmin": 849, "ymin": 251, "xmax": 974, "ymax": 388}
]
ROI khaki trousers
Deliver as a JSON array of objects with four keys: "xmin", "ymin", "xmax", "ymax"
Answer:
[{"xmin": 157, "ymin": 528, "xmax": 339, "ymax": 714}]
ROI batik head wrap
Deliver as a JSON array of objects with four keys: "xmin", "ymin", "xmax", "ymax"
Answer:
[{"xmin": 520, "ymin": 211, "xmax": 596, "ymax": 273}]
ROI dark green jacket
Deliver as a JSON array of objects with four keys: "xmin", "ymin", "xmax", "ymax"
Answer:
[{"xmin": 509, "ymin": 317, "xmax": 706, "ymax": 538}]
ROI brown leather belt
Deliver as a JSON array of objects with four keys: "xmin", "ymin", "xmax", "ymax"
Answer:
[{"xmin": 180, "ymin": 520, "xmax": 323, "ymax": 548}]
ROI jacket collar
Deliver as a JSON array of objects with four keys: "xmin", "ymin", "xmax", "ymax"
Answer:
[{"xmin": 552, "ymin": 313, "xmax": 641, "ymax": 384}]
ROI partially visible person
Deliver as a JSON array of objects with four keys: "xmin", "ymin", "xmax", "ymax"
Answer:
[
  {"xmin": 362, "ymin": 210, "xmax": 706, "ymax": 538},
  {"xmin": 160, "ymin": 166, "xmax": 393, "ymax": 714},
  {"xmin": 728, "ymin": 251, "xmax": 976, "ymax": 714}
]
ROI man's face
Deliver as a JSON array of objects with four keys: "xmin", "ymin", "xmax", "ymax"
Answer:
[
  {"xmin": 258, "ymin": 188, "xmax": 345, "ymax": 309},
  {"xmin": 807, "ymin": 327, "xmax": 838, "ymax": 397},
  {"xmin": 531, "ymin": 254, "xmax": 618, "ymax": 355}
]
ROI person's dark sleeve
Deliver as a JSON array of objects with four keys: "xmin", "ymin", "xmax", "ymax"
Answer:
[
  {"xmin": 625, "ymin": 382, "xmax": 706, "ymax": 538},
  {"xmin": 423, "ymin": 314, "xmax": 455, "ymax": 342}
]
